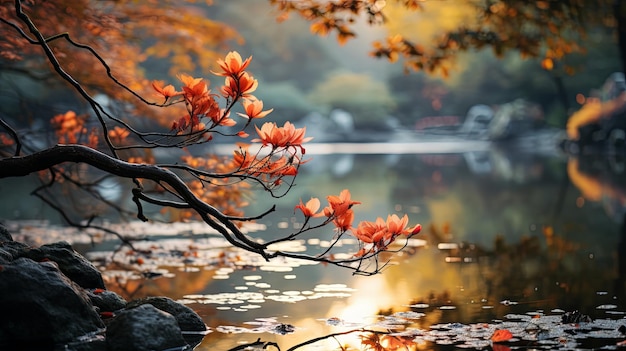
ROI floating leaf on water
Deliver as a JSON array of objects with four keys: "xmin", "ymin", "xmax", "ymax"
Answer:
[
  {"xmin": 491, "ymin": 329, "xmax": 513, "ymax": 342},
  {"xmin": 307, "ymin": 238, "xmax": 321, "ymax": 245},
  {"xmin": 216, "ymin": 325, "xmax": 251, "ymax": 334},
  {"xmin": 243, "ymin": 275, "xmax": 263, "ymax": 281},
  {"xmin": 260, "ymin": 266, "xmax": 293, "ymax": 273},
  {"xmin": 314, "ymin": 283, "xmax": 355, "ymax": 292},
  {"xmin": 504, "ymin": 314, "xmax": 532, "ymax": 321},
  {"xmin": 393, "ymin": 311, "xmax": 425, "ymax": 320},
  {"xmin": 266, "ymin": 294, "xmax": 307, "ymax": 303}
]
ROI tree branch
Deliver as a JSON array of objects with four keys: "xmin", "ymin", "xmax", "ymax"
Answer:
[{"xmin": 0, "ymin": 144, "xmax": 266, "ymax": 254}]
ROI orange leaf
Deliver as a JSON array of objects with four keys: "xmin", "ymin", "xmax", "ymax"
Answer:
[{"xmin": 491, "ymin": 329, "xmax": 513, "ymax": 342}]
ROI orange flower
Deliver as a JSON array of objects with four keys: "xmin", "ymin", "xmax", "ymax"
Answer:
[
  {"xmin": 213, "ymin": 51, "xmax": 252, "ymax": 77},
  {"xmin": 323, "ymin": 189, "xmax": 361, "ymax": 219},
  {"xmin": 237, "ymin": 72, "xmax": 258, "ymax": 97},
  {"xmin": 180, "ymin": 75, "xmax": 209, "ymax": 101},
  {"xmin": 237, "ymin": 98, "xmax": 273, "ymax": 119},
  {"xmin": 50, "ymin": 110, "xmax": 87, "ymax": 144},
  {"xmin": 252, "ymin": 121, "xmax": 312, "ymax": 149},
  {"xmin": 333, "ymin": 209, "xmax": 354, "ymax": 232},
  {"xmin": 295, "ymin": 197, "xmax": 322, "ymax": 218},
  {"xmin": 233, "ymin": 146, "xmax": 255, "ymax": 170},
  {"xmin": 108, "ymin": 126, "xmax": 129, "ymax": 142},
  {"xmin": 151, "ymin": 80, "xmax": 180, "ymax": 101},
  {"xmin": 386, "ymin": 214, "xmax": 421, "ymax": 236},
  {"xmin": 222, "ymin": 72, "xmax": 258, "ymax": 99},
  {"xmin": 178, "ymin": 74, "xmax": 203, "ymax": 90},
  {"xmin": 352, "ymin": 218, "xmax": 388, "ymax": 245},
  {"xmin": 351, "ymin": 214, "xmax": 421, "ymax": 255}
]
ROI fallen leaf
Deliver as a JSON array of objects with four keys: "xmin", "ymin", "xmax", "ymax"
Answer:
[{"xmin": 491, "ymin": 329, "xmax": 513, "ymax": 342}]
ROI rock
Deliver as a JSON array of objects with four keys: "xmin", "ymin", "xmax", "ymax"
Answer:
[
  {"xmin": 0, "ymin": 249, "xmax": 11, "ymax": 264},
  {"xmin": 0, "ymin": 240, "xmax": 29, "ymax": 260},
  {"xmin": 126, "ymin": 296, "xmax": 207, "ymax": 332},
  {"xmin": 106, "ymin": 304, "xmax": 187, "ymax": 351},
  {"xmin": 0, "ymin": 258, "xmax": 105, "ymax": 349},
  {"xmin": 0, "ymin": 235, "xmax": 206, "ymax": 349},
  {"xmin": 22, "ymin": 241, "xmax": 105, "ymax": 289},
  {"xmin": 0, "ymin": 224, "xmax": 12, "ymax": 242},
  {"xmin": 87, "ymin": 289, "xmax": 127, "ymax": 315}
]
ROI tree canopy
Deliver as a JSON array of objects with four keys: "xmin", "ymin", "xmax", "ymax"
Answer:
[{"xmin": 270, "ymin": 0, "xmax": 620, "ymax": 76}]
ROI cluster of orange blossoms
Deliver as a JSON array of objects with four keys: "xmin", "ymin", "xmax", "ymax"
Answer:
[
  {"xmin": 153, "ymin": 51, "xmax": 311, "ymax": 184},
  {"xmin": 50, "ymin": 110, "xmax": 98, "ymax": 148},
  {"xmin": 151, "ymin": 51, "xmax": 271, "ymax": 133},
  {"xmin": 232, "ymin": 143, "xmax": 301, "ymax": 186},
  {"xmin": 296, "ymin": 189, "xmax": 421, "ymax": 256}
]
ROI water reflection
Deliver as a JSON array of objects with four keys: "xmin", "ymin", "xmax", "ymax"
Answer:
[{"xmin": 6, "ymin": 144, "xmax": 625, "ymax": 350}]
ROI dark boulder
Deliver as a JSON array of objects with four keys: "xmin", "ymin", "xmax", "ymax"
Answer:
[
  {"xmin": 87, "ymin": 289, "xmax": 127, "ymax": 315},
  {"xmin": 105, "ymin": 304, "xmax": 187, "ymax": 351},
  {"xmin": 0, "ymin": 258, "xmax": 105, "ymax": 349},
  {"xmin": 22, "ymin": 241, "xmax": 105, "ymax": 289},
  {"xmin": 127, "ymin": 296, "xmax": 207, "ymax": 332}
]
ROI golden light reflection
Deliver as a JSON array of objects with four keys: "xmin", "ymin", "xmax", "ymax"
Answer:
[
  {"xmin": 568, "ymin": 157, "xmax": 626, "ymax": 205},
  {"xmin": 566, "ymin": 92, "xmax": 626, "ymax": 140}
]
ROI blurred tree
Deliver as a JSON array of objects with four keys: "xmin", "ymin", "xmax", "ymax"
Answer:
[
  {"xmin": 0, "ymin": 0, "xmax": 241, "ymax": 126},
  {"xmin": 209, "ymin": 0, "xmax": 339, "ymax": 91},
  {"xmin": 308, "ymin": 71, "xmax": 396, "ymax": 129},
  {"xmin": 270, "ymin": 0, "xmax": 620, "ymax": 75}
]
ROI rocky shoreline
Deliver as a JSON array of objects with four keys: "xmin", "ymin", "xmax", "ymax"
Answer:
[{"xmin": 0, "ymin": 224, "xmax": 207, "ymax": 350}]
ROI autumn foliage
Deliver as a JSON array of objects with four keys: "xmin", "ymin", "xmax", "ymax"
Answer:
[
  {"xmin": 0, "ymin": 0, "xmax": 421, "ymax": 275},
  {"xmin": 270, "ymin": 0, "xmax": 616, "ymax": 76}
]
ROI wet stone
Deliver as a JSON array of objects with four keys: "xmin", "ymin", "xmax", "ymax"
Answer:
[
  {"xmin": 126, "ymin": 296, "xmax": 207, "ymax": 332},
  {"xmin": 0, "ymin": 240, "xmax": 29, "ymax": 260},
  {"xmin": 0, "ymin": 224, "xmax": 12, "ymax": 242},
  {"xmin": 88, "ymin": 289, "xmax": 127, "ymax": 314},
  {"xmin": 106, "ymin": 304, "xmax": 187, "ymax": 351},
  {"xmin": 0, "ymin": 257, "xmax": 105, "ymax": 349},
  {"xmin": 22, "ymin": 241, "xmax": 106, "ymax": 289}
]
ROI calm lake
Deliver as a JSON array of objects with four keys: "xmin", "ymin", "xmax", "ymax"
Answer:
[{"xmin": 4, "ymin": 139, "xmax": 626, "ymax": 350}]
